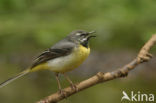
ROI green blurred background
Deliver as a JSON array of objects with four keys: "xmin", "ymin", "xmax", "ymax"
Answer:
[{"xmin": 0, "ymin": 0, "xmax": 156, "ymax": 103}]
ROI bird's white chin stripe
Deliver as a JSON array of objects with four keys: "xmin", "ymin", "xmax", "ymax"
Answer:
[
  {"xmin": 76, "ymin": 33, "xmax": 81, "ymax": 36},
  {"xmin": 82, "ymin": 38, "xmax": 87, "ymax": 41}
]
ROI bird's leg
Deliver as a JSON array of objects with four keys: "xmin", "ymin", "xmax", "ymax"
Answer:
[
  {"xmin": 55, "ymin": 73, "xmax": 66, "ymax": 97},
  {"xmin": 63, "ymin": 73, "xmax": 78, "ymax": 91}
]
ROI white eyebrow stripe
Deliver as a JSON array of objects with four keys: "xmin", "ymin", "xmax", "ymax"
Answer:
[{"xmin": 83, "ymin": 38, "xmax": 87, "ymax": 41}]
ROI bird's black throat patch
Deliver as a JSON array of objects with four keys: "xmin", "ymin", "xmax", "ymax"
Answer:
[{"xmin": 81, "ymin": 40, "xmax": 89, "ymax": 48}]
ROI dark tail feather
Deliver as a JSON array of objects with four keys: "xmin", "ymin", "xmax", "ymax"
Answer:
[{"xmin": 0, "ymin": 69, "xmax": 30, "ymax": 88}]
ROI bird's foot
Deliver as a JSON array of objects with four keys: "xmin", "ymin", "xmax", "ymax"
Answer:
[
  {"xmin": 59, "ymin": 89, "xmax": 66, "ymax": 97},
  {"xmin": 70, "ymin": 83, "xmax": 78, "ymax": 92}
]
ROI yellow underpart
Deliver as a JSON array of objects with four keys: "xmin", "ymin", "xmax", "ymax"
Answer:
[
  {"xmin": 63, "ymin": 45, "xmax": 90, "ymax": 72},
  {"xmin": 30, "ymin": 63, "xmax": 49, "ymax": 72},
  {"xmin": 30, "ymin": 44, "xmax": 90, "ymax": 73},
  {"xmin": 48, "ymin": 44, "xmax": 90, "ymax": 73}
]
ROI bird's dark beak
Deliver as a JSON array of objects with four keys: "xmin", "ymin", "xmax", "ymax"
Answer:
[{"xmin": 87, "ymin": 31, "xmax": 96, "ymax": 40}]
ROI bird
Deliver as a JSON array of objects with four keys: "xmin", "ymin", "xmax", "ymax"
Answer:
[{"xmin": 0, "ymin": 30, "xmax": 96, "ymax": 95}]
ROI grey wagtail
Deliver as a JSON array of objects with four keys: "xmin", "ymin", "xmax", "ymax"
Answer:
[{"xmin": 0, "ymin": 30, "xmax": 95, "ymax": 94}]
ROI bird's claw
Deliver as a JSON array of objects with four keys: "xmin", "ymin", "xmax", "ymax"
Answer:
[
  {"xmin": 70, "ymin": 83, "xmax": 78, "ymax": 92},
  {"xmin": 59, "ymin": 89, "xmax": 66, "ymax": 97}
]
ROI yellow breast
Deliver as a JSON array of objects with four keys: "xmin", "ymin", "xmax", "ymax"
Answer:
[
  {"xmin": 75, "ymin": 45, "xmax": 90, "ymax": 64},
  {"xmin": 48, "ymin": 44, "xmax": 90, "ymax": 73}
]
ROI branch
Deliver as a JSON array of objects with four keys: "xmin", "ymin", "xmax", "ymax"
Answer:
[{"xmin": 37, "ymin": 34, "xmax": 156, "ymax": 103}]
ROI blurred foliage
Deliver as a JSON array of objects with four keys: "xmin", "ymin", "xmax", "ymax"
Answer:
[
  {"xmin": 0, "ymin": 0, "xmax": 156, "ymax": 103},
  {"xmin": 0, "ymin": 0, "xmax": 156, "ymax": 54}
]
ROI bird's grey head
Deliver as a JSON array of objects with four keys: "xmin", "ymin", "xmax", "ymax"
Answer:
[{"xmin": 68, "ymin": 30, "xmax": 96, "ymax": 48}]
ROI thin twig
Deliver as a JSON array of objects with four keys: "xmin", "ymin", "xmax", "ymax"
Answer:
[{"xmin": 37, "ymin": 34, "xmax": 156, "ymax": 103}]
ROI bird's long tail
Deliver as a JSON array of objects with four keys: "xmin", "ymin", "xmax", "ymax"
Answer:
[{"xmin": 0, "ymin": 69, "xmax": 30, "ymax": 88}]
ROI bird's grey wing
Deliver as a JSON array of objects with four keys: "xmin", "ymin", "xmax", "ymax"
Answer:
[{"xmin": 31, "ymin": 42, "xmax": 75, "ymax": 68}]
